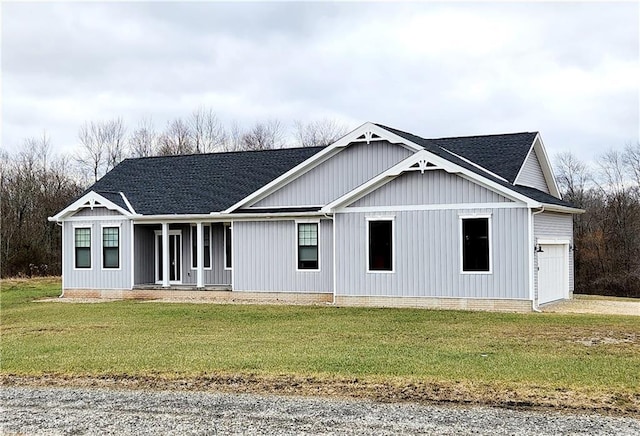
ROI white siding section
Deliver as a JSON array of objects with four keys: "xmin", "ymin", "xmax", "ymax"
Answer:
[
  {"xmin": 63, "ymin": 218, "xmax": 132, "ymax": 289},
  {"xmin": 233, "ymin": 220, "xmax": 333, "ymax": 293},
  {"xmin": 252, "ymin": 141, "xmax": 413, "ymax": 207},
  {"xmin": 335, "ymin": 208, "xmax": 530, "ymax": 299},
  {"xmin": 534, "ymin": 212, "xmax": 574, "ymax": 292},
  {"xmin": 350, "ymin": 170, "xmax": 512, "ymax": 207},
  {"xmin": 517, "ymin": 149, "xmax": 549, "ymax": 193}
]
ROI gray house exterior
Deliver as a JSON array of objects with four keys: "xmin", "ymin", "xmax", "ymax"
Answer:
[{"xmin": 50, "ymin": 122, "xmax": 583, "ymax": 311}]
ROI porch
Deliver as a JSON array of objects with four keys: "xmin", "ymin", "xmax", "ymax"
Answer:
[{"xmin": 133, "ymin": 222, "xmax": 232, "ymax": 290}]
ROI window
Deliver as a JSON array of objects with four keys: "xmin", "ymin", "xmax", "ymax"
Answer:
[
  {"xmin": 297, "ymin": 222, "xmax": 318, "ymax": 270},
  {"xmin": 462, "ymin": 217, "xmax": 490, "ymax": 272},
  {"xmin": 191, "ymin": 225, "xmax": 211, "ymax": 269},
  {"xmin": 102, "ymin": 227, "xmax": 120, "ymax": 269},
  {"xmin": 75, "ymin": 227, "xmax": 91, "ymax": 269},
  {"xmin": 224, "ymin": 224, "xmax": 232, "ymax": 269},
  {"xmin": 368, "ymin": 220, "xmax": 393, "ymax": 271}
]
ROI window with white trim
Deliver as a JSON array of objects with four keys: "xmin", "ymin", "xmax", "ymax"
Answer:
[
  {"xmin": 102, "ymin": 227, "xmax": 120, "ymax": 269},
  {"xmin": 191, "ymin": 225, "xmax": 211, "ymax": 269},
  {"xmin": 75, "ymin": 227, "xmax": 91, "ymax": 269},
  {"xmin": 368, "ymin": 220, "xmax": 393, "ymax": 271},
  {"xmin": 462, "ymin": 218, "xmax": 490, "ymax": 272},
  {"xmin": 224, "ymin": 224, "xmax": 232, "ymax": 269},
  {"xmin": 297, "ymin": 222, "xmax": 318, "ymax": 270}
]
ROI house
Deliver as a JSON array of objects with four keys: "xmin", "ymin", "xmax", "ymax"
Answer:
[{"xmin": 49, "ymin": 122, "xmax": 583, "ymax": 312}]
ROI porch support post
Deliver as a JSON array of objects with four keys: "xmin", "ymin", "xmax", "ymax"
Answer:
[
  {"xmin": 196, "ymin": 222, "xmax": 204, "ymax": 288},
  {"xmin": 162, "ymin": 222, "xmax": 170, "ymax": 288}
]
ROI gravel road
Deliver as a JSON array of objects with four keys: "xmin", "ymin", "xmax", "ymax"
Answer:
[{"xmin": 2, "ymin": 386, "xmax": 639, "ymax": 435}]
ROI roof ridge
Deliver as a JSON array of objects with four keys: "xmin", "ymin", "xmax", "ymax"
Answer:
[
  {"xmin": 428, "ymin": 131, "xmax": 538, "ymax": 141},
  {"xmin": 121, "ymin": 145, "xmax": 327, "ymax": 162}
]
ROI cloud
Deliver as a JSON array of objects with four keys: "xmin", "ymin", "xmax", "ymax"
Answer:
[{"xmin": 1, "ymin": 1, "xmax": 638, "ymax": 163}]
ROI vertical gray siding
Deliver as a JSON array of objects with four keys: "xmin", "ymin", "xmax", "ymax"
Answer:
[
  {"xmin": 233, "ymin": 220, "xmax": 333, "ymax": 293},
  {"xmin": 350, "ymin": 170, "xmax": 512, "ymax": 207},
  {"xmin": 534, "ymin": 212, "xmax": 574, "ymax": 291},
  {"xmin": 182, "ymin": 223, "xmax": 231, "ymax": 285},
  {"xmin": 335, "ymin": 208, "xmax": 530, "ymax": 299},
  {"xmin": 252, "ymin": 141, "xmax": 413, "ymax": 207},
  {"xmin": 72, "ymin": 207, "xmax": 123, "ymax": 217},
  {"xmin": 63, "ymin": 219, "xmax": 132, "ymax": 289},
  {"xmin": 517, "ymin": 149, "xmax": 549, "ymax": 193},
  {"xmin": 134, "ymin": 225, "xmax": 157, "ymax": 285}
]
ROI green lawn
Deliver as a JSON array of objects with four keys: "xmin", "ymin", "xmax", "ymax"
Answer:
[{"xmin": 2, "ymin": 278, "xmax": 639, "ymax": 412}]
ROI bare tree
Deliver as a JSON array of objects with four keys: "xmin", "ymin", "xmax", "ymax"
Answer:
[
  {"xmin": 76, "ymin": 121, "xmax": 105, "ymax": 183},
  {"xmin": 103, "ymin": 118, "xmax": 127, "ymax": 170},
  {"xmin": 158, "ymin": 118, "xmax": 194, "ymax": 155},
  {"xmin": 623, "ymin": 142, "xmax": 640, "ymax": 190},
  {"xmin": 293, "ymin": 119, "xmax": 349, "ymax": 147},
  {"xmin": 189, "ymin": 106, "xmax": 227, "ymax": 153},
  {"xmin": 129, "ymin": 117, "xmax": 158, "ymax": 158},
  {"xmin": 240, "ymin": 119, "xmax": 286, "ymax": 151},
  {"xmin": 76, "ymin": 118, "xmax": 128, "ymax": 182},
  {"xmin": 1, "ymin": 134, "xmax": 82, "ymax": 277}
]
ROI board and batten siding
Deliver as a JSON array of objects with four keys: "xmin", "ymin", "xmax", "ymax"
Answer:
[
  {"xmin": 134, "ymin": 225, "xmax": 156, "ymax": 285},
  {"xmin": 335, "ymin": 208, "xmax": 530, "ymax": 299},
  {"xmin": 182, "ymin": 223, "xmax": 231, "ymax": 286},
  {"xmin": 252, "ymin": 141, "xmax": 413, "ymax": 207},
  {"xmin": 63, "ymin": 218, "xmax": 132, "ymax": 289},
  {"xmin": 349, "ymin": 170, "xmax": 513, "ymax": 207},
  {"xmin": 233, "ymin": 220, "xmax": 333, "ymax": 293},
  {"xmin": 516, "ymin": 149, "xmax": 549, "ymax": 193},
  {"xmin": 534, "ymin": 211, "xmax": 574, "ymax": 292}
]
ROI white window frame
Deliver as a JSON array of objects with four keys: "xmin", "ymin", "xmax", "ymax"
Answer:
[
  {"xmin": 295, "ymin": 219, "xmax": 320, "ymax": 272},
  {"xmin": 224, "ymin": 223, "xmax": 232, "ymax": 270},
  {"xmin": 73, "ymin": 225, "xmax": 93, "ymax": 271},
  {"xmin": 459, "ymin": 213, "xmax": 493, "ymax": 275},
  {"xmin": 101, "ymin": 223, "xmax": 122, "ymax": 271},
  {"xmin": 366, "ymin": 215, "xmax": 395, "ymax": 274},
  {"xmin": 190, "ymin": 224, "xmax": 212, "ymax": 270}
]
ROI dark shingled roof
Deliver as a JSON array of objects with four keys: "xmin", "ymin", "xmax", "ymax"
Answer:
[
  {"xmin": 87, "ymin": 146, "xmax": 325, "ymax": 215},
  {"xmin": 76, "ymin": 124, "xmax": 574, "ymax": 216},
  {"xmin": 375, "ymin": 124, "xmax": 537, "ymax": 183}
]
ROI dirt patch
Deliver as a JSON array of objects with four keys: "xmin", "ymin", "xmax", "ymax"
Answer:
[
  {"xmin": 1, "ymin": 373, "xmax": 638, "ymax": 417},
  {"xmin": 542, "ymin": 295, "xmax": 639, "ymax": 316}
]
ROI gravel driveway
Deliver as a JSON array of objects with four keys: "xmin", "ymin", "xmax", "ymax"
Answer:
[
  {"xmin": 2, "ymin": 386, "xmax": 639, "ymax": 435},
  {"xmin": 542, "ymin": 295, "xmax": 639, "ymax": 316}
]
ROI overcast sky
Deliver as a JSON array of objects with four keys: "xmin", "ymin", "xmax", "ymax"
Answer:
[{"xmin": 2, "ymin": 1, "xmax": 638, "ymax": 164}]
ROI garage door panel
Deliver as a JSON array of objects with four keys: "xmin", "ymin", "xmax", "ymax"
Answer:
[{"xmin": 538, "ymin": 244, "xmax": 567, "ymax": 304}]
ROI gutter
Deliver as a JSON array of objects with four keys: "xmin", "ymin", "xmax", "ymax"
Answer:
[
  {"xmin": 130, "ymin": 211, "xmax": 326, "ymax": 223},
  {"xmin": 530, "ymin": 206, "xmax": 546, "ymax": 312}
]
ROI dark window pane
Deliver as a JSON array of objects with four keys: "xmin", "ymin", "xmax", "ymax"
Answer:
[
  {"xmin": 76, "ymin": 247, "xmax": 91, "ymax": 268},
  {"xmin": 204, "ymin": 226, "xmax": 211, "ymax": 268},
  {"xmin": 225, "ymin": 225, "xmax": 232, "ymax": 269},
  {"xmin": 462, "ymin": 218, "xmax": 490, "ymax": 272},
  {"xmin": 369, "ymin": 220, "xmax": 392, "ymax": 271}
]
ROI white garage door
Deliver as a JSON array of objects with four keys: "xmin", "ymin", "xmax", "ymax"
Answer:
[{"xmin": 538, "ymin": 244, "xmax": 568, "ymax": 305}]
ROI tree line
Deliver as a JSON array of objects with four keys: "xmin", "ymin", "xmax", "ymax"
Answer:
[
  {"xmin": 556, "ymin": 144, "xmax": 640, "ymax": 297},
  {"xmin": 2, "ymin": 110, "xmax": 639, "ymax": 298},
  {"xmin": 1, "ymin": 110, "xmax": 348, "ymax": 277}
]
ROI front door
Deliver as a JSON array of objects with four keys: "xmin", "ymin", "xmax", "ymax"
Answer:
[{"xmin": 155, "ymin": 230, "xmax": 182, "ymax": 284}]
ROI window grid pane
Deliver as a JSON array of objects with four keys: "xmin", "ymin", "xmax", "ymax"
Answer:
[
  {"xmin": 103, "ymin": 227, "xmax": 119, "ymax": 247},
  {"xmin": 75, "ymin": 228, "xmax": 91, "ymax": 248},
  {"xmin": 298, "ymin": 223, "xmax": 318, "ymax": 246}
]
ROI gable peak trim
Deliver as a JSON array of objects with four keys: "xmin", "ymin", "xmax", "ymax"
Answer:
[{"xmin": 48, "ymin": 190, "xmax": 132, "ymax": 222}]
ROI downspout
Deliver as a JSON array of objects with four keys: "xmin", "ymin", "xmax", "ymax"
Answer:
[
  {"xmin": 531, "ymin": 206, "xmax": 545, "ymax": 312},
  {"xmin": 323, "ymin": 212, "xmax": 336, "ymax": 305},
  {"xmin": 56, "ymin": 221, "xmax": 65, "ymax": 298}
]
